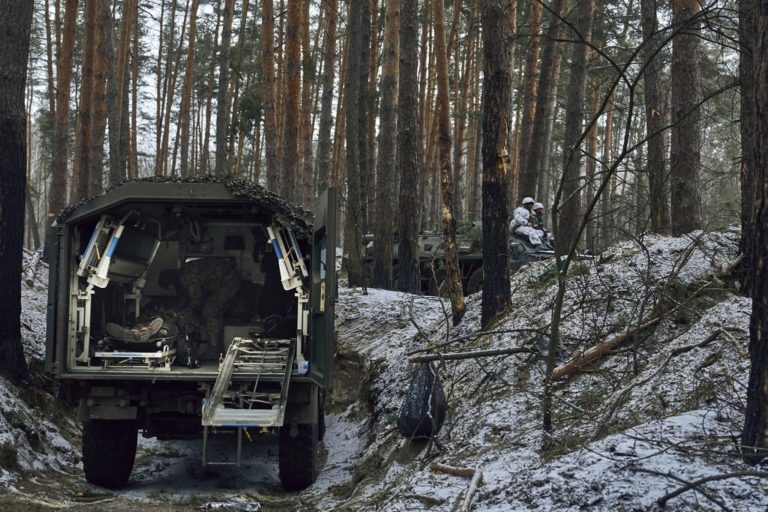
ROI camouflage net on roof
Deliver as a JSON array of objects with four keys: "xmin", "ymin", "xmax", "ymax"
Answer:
[{"xmin": 56, "ymin": 175, "xmax": 314, "ymax": 236}]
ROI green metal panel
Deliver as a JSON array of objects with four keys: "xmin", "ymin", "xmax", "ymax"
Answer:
[{"xmin": 309, "ymin": 188, "xmax": 338, "ymax": 389}]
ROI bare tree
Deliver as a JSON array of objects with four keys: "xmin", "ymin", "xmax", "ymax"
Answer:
[
  {"xmin": 316, "ymin": 0, "xmax": 337, "ymax": 192},
  {"xmin": 741, "ymin": 0, "xmax": 768, "ymax": 465},
  {"xmin": 641, "ymin": 0, "xmax": 670, "ymax": 234},
  {"xmin": 434, "ymin": 0, "xmax": 465, "ymax": 324},
  {"xmin": 480, "ymin": 0, "xmax": 512, "ymax": 328},
  {"xmin": 556, "ymin": 0, "xmax": 595, "ymax": 256},
  {"xmin": 262, "ymin": 0, "xmax": 280, "ymax": 189},
  {"xmin": 343, "ymin": 0, "xmax": 366, "ymax": 286},
  {"xmin": 0, "ymin": 0, "xmax": 33, "ymax": 384},
  {"xmin": 669, "ymin": 0, "xmax": 702, "ymax": 235},
  {"xmin": 397, "ymin": 0, "xmax": 423, "ymax": 294},
  {"xmin": 371, "ymin": 0, "xmax": 399, "ymax": 289},
  {"xmin": 215, "ymin": 0, "xmax": 236, "ymax": 176},
  {"xmin": 180, "ymin": 0, "xmax": 201, "ymax": 177}
]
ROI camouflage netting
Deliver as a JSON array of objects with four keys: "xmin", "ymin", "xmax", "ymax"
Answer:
[{"xmin": 56, "ymin": 175, "xmax": 314, "ymax": 237}]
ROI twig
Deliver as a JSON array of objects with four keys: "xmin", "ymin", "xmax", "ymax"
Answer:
[
  {"xmin": 406, "ymin": 327, "xmax": 548, "ymax": 356},
  {"xmin": 409, "ymin": 347, "xmax": 537, "ymax": 364}
]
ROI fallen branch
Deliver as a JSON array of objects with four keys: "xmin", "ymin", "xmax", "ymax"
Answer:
[
  {"xmin": 656, "ymin": 470, "xmax": 768, "ymax": 507},
  {"xmin": 430, "ymin": 463, "xmax": 484, "ymax": 512},
  {"xmin": 552, "ymin": 315, "xmax": 662, "ymax": 380},
  {"xmin": 409, "ymin": 347, "xmax": 537, "ymax": 364},
  {"xmin": 670, "ymin": 330, "xmax": 721, "ymax": 356},
  {"xmin": 403, "ymin": 494, "xmax": 446, "ymax": 506},
  {"xmin": 553, "ymin": 272, "xmax": 725, "ymax": 380}
]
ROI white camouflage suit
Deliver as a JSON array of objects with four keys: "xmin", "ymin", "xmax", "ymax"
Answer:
[{"xmin": 509, "ymin": 206, "xmax": 543, "ymax": 245}]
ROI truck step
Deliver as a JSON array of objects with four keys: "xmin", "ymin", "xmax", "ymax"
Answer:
[{"xmin": 203, "ymin": 407, "xmax": 280, "ymax": 427}]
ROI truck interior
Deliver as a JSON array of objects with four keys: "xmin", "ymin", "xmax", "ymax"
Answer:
[{"xmin": 68, "ymin": 200, "xmax": 310, "ymax": 374}]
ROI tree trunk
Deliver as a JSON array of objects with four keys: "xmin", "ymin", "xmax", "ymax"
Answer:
[
  {"xmin": 480, "ymin": 0, "xmax": 512, "ymax": 329},
  {"xmin": 316, "ymin": 0, "xmax": 337, "ymax": 192},
  {"xmin": 742, "ymin": 0, "xmax": 768, "ymax": 465},
  {"xmin": 529, "ymin": 0, "xmax": 566, "ymax": 205},
  {"xmin": 48, "ymin": 0, "xmax": 78, "ymax": 239},
  {"xmin": 154, "ymin": 0, "xmax": 167, "ymax": 175},
  {"xmin": 642, "ymin": 0, "xmax": 670, "ymax": 234},
  {"xmin": 74, "ymin": 0, "xmax": 99, "ymax": 201},
  {"xmin": 299, "ymin": 0, "xmax": 314, "ymax": 205},
  {"xmin": 556, "ymin": 0, "xmax": 595, "ymax": 256},
  {"xmin": 434, "ymin": 0, "xmax": 465, "ymax": 324},
  {"xmin": 0, "ymin": 0, "xmax": 33, "ymax": 384},
  {"xmin": 516, "ymin": 0, "xmax": 543, "ymax": 198},
  {"xmin": 397, "ymin": 0, "xmax": 423, "ymax": 294},
  {"xmin": 90, "ymin": 0, "xmax": 108, "ymax": 197},
  {"xmin": 358, "ymin": 0, "xmax": 372, "ymax": 233},
  {"xmin": 129, "ymin": 9, "xmax": 139, "ymax": 179},
  {"xmin": 343, "ymin": 0, "xmax": 366, "ymax": 286},
  {"xmin": 738, "ymin": 0, "xmax": 756, "ymax": 291},
  {"xmin": 670, "ymin": 0, "xmax": 702, "ymax": 236},
  {"xmin": 262, "ymin": 0, "xmax": 279, "ymax": 190},
  {"xmin": 280, "ymin": 0, "xmax": 302, "ymax": 198},
  {"xmin": 215, "ymin": 0, "xmax": 235, "ymax": 176},
  {"xmin": 180, "ymin": 0, "xmax": 200, "ymax": 177},
  {"xmin": 371, "ymin": 0, "xmax": 399, "ymax": 290}
]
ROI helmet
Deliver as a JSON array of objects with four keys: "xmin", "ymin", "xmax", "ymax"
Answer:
[
  {"xmin": 533, "ymin": 202, "xmax": 544, "ymax": 211},
  {"xmin": 522, "ymin": 197, "xmax": 535, "ymax": 205}
]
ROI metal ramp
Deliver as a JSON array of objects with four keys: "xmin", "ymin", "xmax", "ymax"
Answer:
[{"xmin": 201, "ymin": 337, "xmax": 295, "ymax": 466}]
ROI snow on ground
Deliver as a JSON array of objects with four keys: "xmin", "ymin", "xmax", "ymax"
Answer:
[{"xmin": 3, "ymin": 229, "xmax": 768, "ymax": 511}]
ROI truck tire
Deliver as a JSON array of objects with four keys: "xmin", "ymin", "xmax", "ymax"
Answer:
[
  {"xmin": 467, "ymin": 267, "xmax": 483, "ymax": 295},
  {"xmin": 278, "ymin": 423, "xmax": 319, "ymax": 491},
  {"xmin": 82, "ymin": 420, "xmax": 138, "ymax": 489}
]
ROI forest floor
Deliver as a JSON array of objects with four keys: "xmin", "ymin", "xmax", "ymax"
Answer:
[{"xmin": 3, "ymin": 228, "xmax": 768, "ymax": 511}]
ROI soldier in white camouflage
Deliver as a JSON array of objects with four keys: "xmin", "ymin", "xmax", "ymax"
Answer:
[{"xmin": 159, "ymin": 258, "xmax": 242, "ymax": 356}]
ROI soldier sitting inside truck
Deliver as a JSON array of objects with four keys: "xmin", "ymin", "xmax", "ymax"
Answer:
[{"xmin": 159, "ymin": 257, "xmax": 243, "ymax": 358}]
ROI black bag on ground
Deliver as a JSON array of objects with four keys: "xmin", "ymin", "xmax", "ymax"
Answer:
[{"xmin": 397, "ymin": 362, "xmax": 447, "ymax": 439}]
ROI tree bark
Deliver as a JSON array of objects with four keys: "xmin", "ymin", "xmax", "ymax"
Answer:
[
  {"xmin": 371, "ymin": 0, "xmax": 399, "ymax": 290},
  {"xmin": 642, "ymin": 0, "xmax": 670, "ymax": 234},
  {"xmin": 480, "ymin": 0, "xmax": 512, "ymax": 329},
  {"xmin": 358, "ymin": 0, "xmax": 372, "ymax": 232},
  {"xmin": 215, "ymin": 0, "xmax": 235, "ymax": 176},
  {"xmin": 48, "ymin": 0, "xmax": 78, "ymax": 238},
  {"xmin": 90, "ymin": 1, "xmax": 108, "ymax": 196},
  {"xmin": 670, "ymin": 0, "xmax": 702, "ymax": 236},
  {"xmin": 0, "ymin": 0, "xmax": 33, "ymax": 384},
  {"xmin": 742, "ymin": 0, "xmax": 768, "ymax": 465},
  {"xmin": 299, "ymin": 0, "xmax": 314, "ymax": 205},
  {"xmin": 528, "ymin": 0, "xmax": 566, "ymax": 205},
  {"xmin": 280, "ymin": 0, "xmax": 302, "ymax": 198},
  {"xmin": 556, "ymin": 0, "xmax": 595, "ymax": 256},
  {"xmin": 316, "ymin": 0, "xmax": 337, "ymax": 192},
  {"xmin": 738, "ymin": 0, "xmax": 756, "ymax": 292},
  {"xmin": 343, "ymin": 0, "xmax": 366, "ymax": 286},
  {"xmin": 73, "ymin": 0, "xmax": 99, "ymax": 201},
  {"xmin": 179, "ymin": 0, "xmax": 200, "ymax": 177},
  {"xmin": 261, "ymin": 0, "xmax": 279, "ymax": 190},
  {"xmin": 434, "ymin": 0, "xmax": 465, "ymax": 325},
  {"xmin": 516, "ymin": 0, "xmax": 543, "ymax": 198},
  {"xmin": 397, "ymin": 0, "xmax": 423, "ymax": 293}
]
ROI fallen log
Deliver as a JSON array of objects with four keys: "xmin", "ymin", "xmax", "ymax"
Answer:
[
  {"xmin": 551, "ymin": 315, "xmax": 662, "ymax": 380},
  {"xmin": 409, "ymin": 347, "xmax": 536, "ymax": 364}
]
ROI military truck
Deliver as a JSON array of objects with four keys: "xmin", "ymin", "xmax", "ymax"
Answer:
[
  {"xmin": 364, "ymin": 222, "xmax": 557, "ymax": 295},
  {"xmin": 45, "ymin": 177, "xmax": 337, "ymax": 491}
]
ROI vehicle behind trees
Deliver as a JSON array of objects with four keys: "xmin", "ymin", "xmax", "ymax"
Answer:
[
  {"xmin": 45, "ymin": 178, "xmax": 337, "ymax": 491},
  {"xmin": 365, "ymin": 222, "xmax": 558, "ymax": 296}
]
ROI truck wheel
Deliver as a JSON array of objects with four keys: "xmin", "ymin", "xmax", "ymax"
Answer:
[
  {"xmin": 467, "ymin": 267, "xmax": 483, "ymax": 295},
  {"xmin": 82, "ymin": 420, "xmax": 137, "ymax": 489},
  {"xmin": 278, "ymin": 423, "xmax": 319, "ymax": 491}
]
